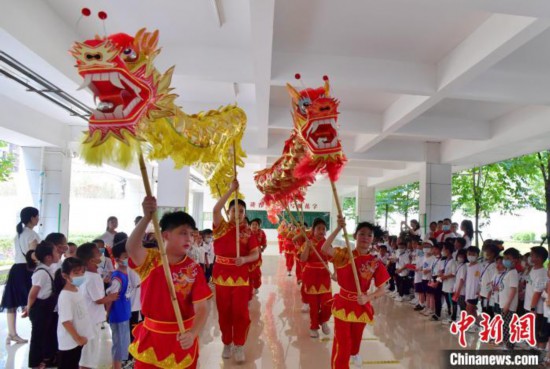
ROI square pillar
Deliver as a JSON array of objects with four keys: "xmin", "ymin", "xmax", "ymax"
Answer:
[
  {"xmin": 357, "ymin": 185, "xmax": 375, "ymax": 223},
  {"xmin": 157, "ymin": 159, "xmax": 190, "ymax": 213},
  {"xmin": 419, "ymin": 143, "xmax": 452, "ymax": 233}
]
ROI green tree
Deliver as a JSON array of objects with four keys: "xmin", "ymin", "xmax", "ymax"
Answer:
[
  {"xmin": 376, "ymin": 182, "xmax": 419, "ymax": 227},
  {"xmin": 452, "ymin": 159, "xmax": 541, "ymax": 247},
  {"xmin": 0, "ymin": 141, "xmax": 15, "ymax": 182}
]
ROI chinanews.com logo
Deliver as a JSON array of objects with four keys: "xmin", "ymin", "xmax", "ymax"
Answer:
[
  {"xmin": 450, "ymin": 311, "xmax": 536, "ymax": 348},
  {"xmin": 444, "ymin": 311, "xmax": 540, "ymax": 369}
]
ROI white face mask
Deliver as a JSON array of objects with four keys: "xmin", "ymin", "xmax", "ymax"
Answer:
[
  {"xmin": 527, "ymin": 256, "xmax": 533, "ymax": 266},
  {"xmin": 457, "ymin": 257, "xmax": 465, "ymax": 263},
  {"xmin": 423, "ymin": 248, "xmax": 431, "ymax": 255},
  {"xmin": 442, "ymin": 250, "xmax": 448, "ymax": 257},
  {"xmin": 467, "ymin": 255, "xmax": 477, "ymax": 263}
]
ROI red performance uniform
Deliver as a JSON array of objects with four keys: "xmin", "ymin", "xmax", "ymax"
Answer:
[
  {"xmin": 129, "ymin": 250, "xmax": 213, "ymax": 369},
  {"xmin": 330, "ymin": 248, "xmax": 390, "ymax": 369},
  {"xmin": 213, "ymin": 218, "xmax": 259, "ymax": 346},
  {"xmin": 277, "ymin": 224, "xmax": 287, "ymax": 254},
  {"xmin": 283, "ymin": 231, "xmax": 296, "ymax": 273},
  {"xmin": 249, "ymin": 229, "xmax": 267, "ymax": 294},
  {"xmin": 293, "ymin": 231, "xmax": 309, "ymax": 284},
  {"xmin": 302, "ymin": 236, "xmax": 332, "ymax": 330}
]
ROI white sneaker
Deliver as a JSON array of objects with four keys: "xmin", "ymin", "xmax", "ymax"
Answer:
[
  {"xmin": 321, "ymin": 323, "xmax": 331, "ymax": 335},
  {"xmin": 310, "ymin": 329, "xmax": 320, "ymax": 338},
  {"xmin": 409, "ymin": 298, "xmax": 418, "ymax": 305},
  {"xmin": 222, "ymin": 344, "xmax": 233, "ymax": 359},
  {"xmin": 234, "ymin": 345, "xmax": 245, "ymax": 363},
  {"xmin": 350, "ymin": 354, "xmax": 363, "ymax": 367},
  {"xmin": 254, "ymin": 288, "xmax": 259, "ymax": 295},
  {"xmin": 395, "ymin": 296, "xmax": 403, "ymax": 302},
  {"xmin": 422, "ymin": 310, "xmax": 432, "ymax": 316},
  {"xmin": 466, "ymin": 325, "xmax": 479, "ymax": 333},
  {"xmin": 442, "ymin": 318, "xmax": 452, "ymax": 325},
  {"xmin": 301, "ymin": 303, "xmax": 310, "ymax": 313}
]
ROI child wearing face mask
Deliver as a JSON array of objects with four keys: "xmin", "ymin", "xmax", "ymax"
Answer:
[
  {"xmin": 497, "ymin": 250, "xmax": 520, "ymax": 349},
  {"xmin": 202, "ymin": 229, "xmax": 215, "ymax": 283},
  {"xmin": 440, "ymin": 243, "xmax": 457, "ymax": 324},
  {"xmin": 420, "ymin": 240, "xmax": 435, "ymax": 316},
  {"xmin": 524, "ymin": 246, "xmax": 549, "ymax": 354},
  {"xmin": 93, "ymin": 239, "xmax": 114, "ymax": 286},
  {"xmin": 394, "ymin": 238, "xmax": 411, "ymax": 302},
  {"xmin": 479, "ymin": 244, "xmax": 499, "ymax": 319},
  {"xmin": 464, "ymin": 246, "xmax": 483, "ymax": 332},
  {"xmin": 453, "ymin": 249, "xmax": 468, "ymax": 320},
  {"xmin": 76, "ymin": 243, "xmax": 119, "ymax": 369},
  {"xmin": 412, "ymin": 238, "xmax": 426, "ymax": 311},
  {"xmin": 106, "ymin": 243, "xmax": 132, "ymax": 369},
  {"xmin": 56, "ymin": 257, "xmax": 94, "ymax": 369}
]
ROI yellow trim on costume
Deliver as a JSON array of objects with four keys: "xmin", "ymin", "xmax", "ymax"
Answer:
[
  {"xmin": 332, "ymin": 309, "xmax": 374, "ymax": 324},
  {"xmin": 305, "ymin": 284, "xmax": 332, "ymax": 295},
  {"xmin": 213, "ymin": 219, "xmax": 231, "ymax": 240},
  {"xmin": 133, "ymin": 249, "xmax": 160, "ymax": 280},
  {"xmin": 129, "ymin": 340, "xmax": 197, "ymax": 369},
  {"xmin": 212, "ymin": 275, "xmax": 249, "ymax": 286}
]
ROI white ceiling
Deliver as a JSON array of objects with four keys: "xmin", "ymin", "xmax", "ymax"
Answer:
[{"xmin": 2, "ymin": 0, "xmax": 550, "ymax": 191}]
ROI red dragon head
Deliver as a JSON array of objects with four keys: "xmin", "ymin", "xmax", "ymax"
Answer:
[
  {"xmin": 71, "ymin": 29, "xmax": 173, "ymax": 148},
  {"xmin": 287, "ymin": 76, "xmax": 341, "ymax": 156}
]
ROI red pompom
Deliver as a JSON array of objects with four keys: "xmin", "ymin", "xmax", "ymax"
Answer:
[
  {"xmin": 294, "ymin": 73, "xmax": 301, "ymax": 80},
  {"xmin": 323, "ymin": 75, "xmax": 329, "ymax": 81},
  {"xmin": 98, "ymin": 11, "xmax": 107, "ymax": 20},
  {"xmin": 81, "ymin": 8, "xmax": 91, "ymax": 16}
]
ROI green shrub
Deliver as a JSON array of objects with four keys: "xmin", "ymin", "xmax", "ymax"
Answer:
[{"xmin": 512, "ymin": 232, "xmax": 536, "ymax": 243}]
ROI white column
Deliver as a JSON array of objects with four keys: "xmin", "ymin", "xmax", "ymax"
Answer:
[
  {"xmin": 191, "ymin": 192, "xmax": 204, "ymax": 229},
  {"xmin": 357, "ymin": 185, "xmax": 376, "ymax": 223},
  {"xmin": 21, "ymin": 147, "xmax": 72, "ymax": 238},
  {"xmin": 156, "ymin": 159, "xmax": 190, "ymax": 212},
  {"xmin": 419, "ymin": 143, "xmax": 452, "ymax": 233}
]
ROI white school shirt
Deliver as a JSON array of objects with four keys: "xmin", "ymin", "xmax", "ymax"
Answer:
[
  {"xmin": 127, "ymin": 268, "xmax": 142, "ymax": 312},
  {"xmin": 203, "ymin": 241, "xmax": 215, "ymax": 264},
  {"xmin": 442, "ymin": 259, "xmax": 457, "ymax": 293},
  {"xmin": 479, "ymin": 261, "xmax": 497, "ymax": 298},
  {"xmin": 490, "ymin": 271, "xmax": 504, "ymax": 307},
  {"xmin": 437, "ymin": 232, "xmax": 457, "ymax": 243},
  {"xmin": 422, "ymin": 256, "xmax": 435, "ymax": 281},
  {"xmin": 31, "ymin": 265, "xmax": 56, "ymax": 299},
  {"xmin": 98, "ymin": 257, "xmax": 115, "ymax": 279},
  {"xmin": 396, "ymin": 250, "xmax": 410, "ymax": 277},
  {"xmin": 463, "ymin": 235, "xmax": 472, "ymax": 248},
  {"xmin": 431, "ymin": 257, "xmax": 444, "ymax": 278},
  {"xmin": 80, "ymin": 271, "xmax": 106, "ymax": 325},
  {"xmin": 465, "ymin": 263, "xmax": 483, "ymax": 300},
  {"xmin": 57, "ymin": 289, "xmax": 94, "ymax": 350},
  {"xmin": 196, "ymin": 245, "xmax": 206, "ymax": 264},
  {"xmin": 523, "ymin": 267, "xmax": 549, "ymax": 314},
  {"xmin": 414, "ymin": 253, "xmax": 424, "ymax": 284},
  {"xmin": 498, "ymin": 269, "xmax": 519, "ymax": 312},
  {"xmin": 99, "ymin": 231, "xmax": 115, "ymax": 248},
  {"xmin": 14, "ymin": 227, "xmax": 41, "ymax": 264},
  {"xmin": 454, "ymin": 262, "xmax": 467, "ymax": 295}
]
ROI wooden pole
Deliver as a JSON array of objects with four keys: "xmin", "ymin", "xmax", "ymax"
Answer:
[
  {"xmin": 330, "ymin": 181, "xmax": 361, "ymax": 294},
  {"xmin": 284, "ymin": 206, "xmax": 332, "ymax": 275},
  {"xmin": 233, "ymin": 142, "xmax": 240, "ymax": 258},
  {"xmin": 138, "ymin": 154, "xmax": 185, "ymax": 334},
  {"xmin": 215, "ymin": 184, "xmax": 229, "ymax": 219}
]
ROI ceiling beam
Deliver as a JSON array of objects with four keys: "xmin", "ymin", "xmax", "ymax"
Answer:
[
  {"xmin": 355, "ymin": 14, "xmax": 550, "ymax": 153},
  {"xmin": 249, "ymin": 0, "xmax": 275, "ymax": 149},
  {"xmin": 271, "ymin": 52, "xmax": 435, "ymax": 96},
  {"xmin": 396, "ymin": 115, "xmax": 492, "ymax": 141}
]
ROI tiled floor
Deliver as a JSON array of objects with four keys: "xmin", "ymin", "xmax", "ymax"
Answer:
[{"xmin": 1, "ymin": 255, "xmax": 492, "ymax": 369}]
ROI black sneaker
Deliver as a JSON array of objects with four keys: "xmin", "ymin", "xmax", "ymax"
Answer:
[
  {"xmin": 430, "ymin": 315, "xmax": 439, "ymax": 321},
  {"xmin": 414, "ymin": 305, "xmax": 424, "ymax": 311}
]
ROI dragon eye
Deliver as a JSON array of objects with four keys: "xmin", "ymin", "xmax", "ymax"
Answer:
[{"xmin": 122, "ymin": 48, "xmax": 138, "ymax": 61}]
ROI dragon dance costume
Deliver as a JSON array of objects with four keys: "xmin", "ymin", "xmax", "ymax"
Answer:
[
  {"xmin": 129, "ymin": 250, "xmax": 212, "ymax": 369},
  {"xmin": 213, "ymin": 219, "xmax": 259, "ymax": 346},
  {"xmin": 330, "ymin": 249, "xmax": 390, "ymax": 369}
]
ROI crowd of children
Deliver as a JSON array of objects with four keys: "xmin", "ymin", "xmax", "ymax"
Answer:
[{"xmin": 1, "ymin": 203, "xmax": 549, "ymax": 369}]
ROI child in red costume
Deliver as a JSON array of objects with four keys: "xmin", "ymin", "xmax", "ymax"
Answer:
[
  {"xmin": 212, "ymin": 179, "xmax": 260, "ymax": 364},
  {"xmin": 126, "ymin": 197, "xmax": 212, "ymax": 369},
  {"xmin": 322, "ymin": 216, "xmax": 390, "ymax": 369},
  {"xmin": 283, "ymin": 225, "xmax": 297, "ymax": 276},
  {"xmin": 277, "ymin": 221, "xmax": 287, "ymax": 254},
  {"xmin": 300, "ymin": 218, "xmax": 332, "ymax": 338},
  {"xmin": 249, "ymin": 218, "xmax": 267, "ymax": 297}
]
